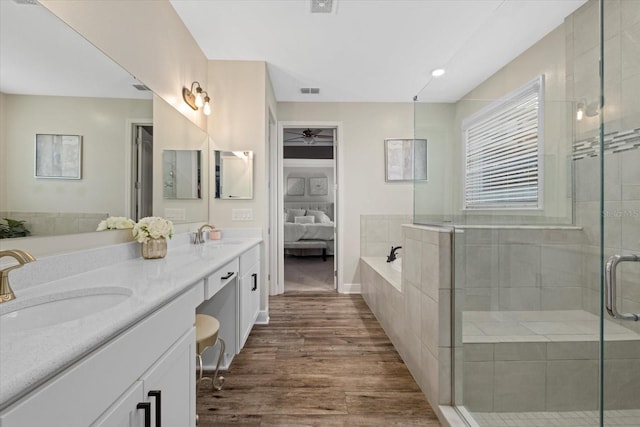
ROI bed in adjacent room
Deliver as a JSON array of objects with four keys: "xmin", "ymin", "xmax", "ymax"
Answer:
[{"xmin": 283, "ymin": 202, "xmax": 335, "ymax": 257}]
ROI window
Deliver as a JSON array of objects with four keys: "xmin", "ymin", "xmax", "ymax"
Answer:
[{"xmin": 462, "ymin": 75, "xmax": 544, "ymax": 210}]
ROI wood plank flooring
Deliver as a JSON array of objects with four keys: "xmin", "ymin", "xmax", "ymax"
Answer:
[{"xmin": 196, "ymin": 292, "xmax": 441, "ymax": 426}]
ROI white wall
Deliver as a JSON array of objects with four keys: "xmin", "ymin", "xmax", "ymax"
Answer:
[
  {"xmin": 1, "ymin": 94, "xmax": 152, "ymax": 215},
  {"xmin": 208, "ymin": 60, "xmax": 270, "ymax": 231},
  {"xmin": 153, "ymin": 95, "xmax": 209, "ymax": 224},
  {"xmin": 277, "ymin": 102, "xmax": 416, "ymax": 285},
  {"xmin": 0, "ymin": 93, "xmax": 7, "ymax": 211},
  {"xmin": 283, "ymin": 162, "xmax": 335, "ymax": 204}
]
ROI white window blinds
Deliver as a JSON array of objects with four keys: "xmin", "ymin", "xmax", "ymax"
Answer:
[{"xmin": 462, "ymin": 76, "xmax": 544, "ymax": 210}]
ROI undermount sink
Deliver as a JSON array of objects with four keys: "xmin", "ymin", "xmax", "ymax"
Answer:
[{"xmin": 0, "ymin": 287, "xmax": 132, "ymax": 332}]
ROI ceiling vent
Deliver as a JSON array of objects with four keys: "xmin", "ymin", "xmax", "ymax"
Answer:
[
  {"xmin": 132, "ymin": 84, "xmax": 151, "ymax": 91},
  {"xmin": 310, "ymin": 0, "xmax": 335, "ymax": 14},
  {"xmin": 300, "ymin": 87, "xmax": 320, "ymax": 94}
]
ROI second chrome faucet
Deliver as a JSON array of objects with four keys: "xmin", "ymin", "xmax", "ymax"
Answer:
[{"xmin": 193, "ymin": 224, "xmax": 215, "ymax": 244}]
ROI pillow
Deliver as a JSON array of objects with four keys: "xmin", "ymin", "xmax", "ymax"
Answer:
[
  {"xmin": 286, "ymin": 208, "xmax": 306, "ymax": 222},
  {"xmin": 294, "ymin": 215, "xmax": 315, "ymax": 224},
  {"xmin": 306, "ymin": 209, "xmax": 332, "ymax": 224}
]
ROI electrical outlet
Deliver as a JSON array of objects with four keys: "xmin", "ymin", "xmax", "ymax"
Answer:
[{"xmin": 232, "ymin": 208, "xmax": 253, "ymax": 221}]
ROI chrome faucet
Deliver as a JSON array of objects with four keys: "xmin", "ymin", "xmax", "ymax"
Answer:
[
  {"xmin": 0, "ymin": 249, "xmax": 36, "ymax": 303},
  {"xmin": 194, "ymin": 224, "xmax": 215, "ymax": 244},
  {"xmin": 386, "ymin": 246, "xmax": 402, "ymax": 263}
]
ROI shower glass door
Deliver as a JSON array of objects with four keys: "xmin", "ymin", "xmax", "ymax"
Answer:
[{"xmin": 601, "ymin": 0, "xmax": 640, "ymax": 424}]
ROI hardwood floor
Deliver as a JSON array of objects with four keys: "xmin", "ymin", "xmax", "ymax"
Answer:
[{"xmin": 196, "ymin": 292, "xmax": 441, "ymax": 426}]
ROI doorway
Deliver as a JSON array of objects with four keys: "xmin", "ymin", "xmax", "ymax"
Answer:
[
  {"xmin": 275, "ymin": 123, "xmax": 340, "ymax": 294},
  {"xmin": 131, "ymin": 123, "xmax": 153, "ymax": 221}
]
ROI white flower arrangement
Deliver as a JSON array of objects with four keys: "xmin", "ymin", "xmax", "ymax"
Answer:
[
  {"xmin": 132, "ymin": 216, "xmax": 175, "ymax": 243},
  {"xmin": 96, "ymin": 216, "xmax": 135, "ymax": 231}
]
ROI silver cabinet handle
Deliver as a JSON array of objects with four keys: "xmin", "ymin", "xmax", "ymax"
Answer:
[{"xmin": 605, "ymin": 254, "xmax": 640, "ymax": 321}]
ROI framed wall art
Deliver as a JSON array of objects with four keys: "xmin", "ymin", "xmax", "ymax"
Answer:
[
  {"xmin": 35, "ymin": 134, "xmax": 82, "ymax": 179},
  {"xmin": 309, "ymin": 177, "xmax": 328, "ymax": 196},
  {"xmin": 384, "ymin": 138, "xmax": 427, "ymax": 182},
  {"xmin": 287, "ymin": 177, "xmax": 305, "ymax": 196}
]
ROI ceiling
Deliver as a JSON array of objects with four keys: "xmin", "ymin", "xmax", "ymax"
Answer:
[
  {"xmin": 0, "ymin": 0, "xmax": 587, "ymax": 103},
  {"xmin": 170, "ymin": 0, "xmax": 586, "ymax": 103}
]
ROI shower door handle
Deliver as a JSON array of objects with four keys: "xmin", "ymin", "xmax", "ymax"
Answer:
[{"xmin": 605, "ymin": 254, "xmax": 640, "ymax": 321}]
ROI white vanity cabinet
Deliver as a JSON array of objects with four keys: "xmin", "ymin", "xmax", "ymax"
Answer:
[
  {"xmin": 239, "ymin": 245, "xmax": 260, "ymax": 349},
  {"xmin": 0, "ymin": 284, "xmax": 201, "ymax": 427},
  {"xmin": 93, "ymin": 329, "xmax": 195, "ymax": 427}
]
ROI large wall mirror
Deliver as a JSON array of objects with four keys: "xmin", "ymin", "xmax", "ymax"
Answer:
[
  {"xmin": 0, "ymin": 1, "xmax": 208, "ymax": 239},
  {"xmin": 214, "ymin": 151, "xmax": 254, "ymax": 199}
]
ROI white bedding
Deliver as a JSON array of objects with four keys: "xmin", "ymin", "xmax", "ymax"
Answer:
[{"xmin": 284, "ymin": 222, "xmax": 334, "ymax": 242}]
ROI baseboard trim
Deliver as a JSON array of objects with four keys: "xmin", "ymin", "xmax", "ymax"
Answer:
[
  {"xmin": 339, "ymin": 283, "xmax": 361, "ymax": 294},
  {"xmin": 256, "ymin": 310, "xmax": 270, "ymax": 324}
]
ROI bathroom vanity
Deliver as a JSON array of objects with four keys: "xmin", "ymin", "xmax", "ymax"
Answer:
[{"xmin": 0, "ymin": 235, "xmax": 261, "ymax": 426}]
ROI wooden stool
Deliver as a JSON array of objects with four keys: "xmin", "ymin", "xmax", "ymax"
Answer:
[{"xmin": 195, "ymin": 314, "xmax": 225, "ymax": 391}]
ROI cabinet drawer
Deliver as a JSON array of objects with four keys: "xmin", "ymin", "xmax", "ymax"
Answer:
[
  {"xmin": 239, "ymin": 245, "xmax": 260, "ymax": 272},
  {"xmin": 204, "ymin": 258, "xmax": 239, "ymax": 300}
]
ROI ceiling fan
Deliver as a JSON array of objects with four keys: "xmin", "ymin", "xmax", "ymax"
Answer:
[{"xmin": 284, "ymin": 128, "xmax": 333, "ymax": 144}]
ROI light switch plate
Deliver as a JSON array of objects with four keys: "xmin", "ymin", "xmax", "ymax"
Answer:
[
  {"xmin": 232, "ymin": 208, "xmax": 253, "ymax": 221},
  {"xmin": 164, "ymin": 208, "xmax": 186, "ymax": 221}
]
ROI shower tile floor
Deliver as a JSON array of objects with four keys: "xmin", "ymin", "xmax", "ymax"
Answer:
[
  {"xmin": 463, "ymin": 310, "xmax": 640, "ymax": 343},
  {"xmin": 471, "ymin": 409, "xmax": 640, "ymax": 426}
]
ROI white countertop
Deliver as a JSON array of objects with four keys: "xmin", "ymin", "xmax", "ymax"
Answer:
[{"xmin": 0, "ymin": 236, "xmax": 261, "ymax": 410}]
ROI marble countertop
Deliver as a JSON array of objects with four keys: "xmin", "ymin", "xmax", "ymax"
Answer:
[{"xmin": 0, "ymin": 236, "xmax": 261, "ymax": 410}]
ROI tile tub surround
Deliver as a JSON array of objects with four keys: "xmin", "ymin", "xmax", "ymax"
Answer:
[
  {"xmin": 0, "ymin": 233, "xmax": 262, "ymax": 409},
  {"xmin": 462, "ymin": 310, "xmax": 640, "ymax": 412},
  {"xmin": 0, "ymin": 211, "xmax": 109, "ymax": 236},
  {"xmin": 360, "ymin": 214, "xmax": 412, "ymax": 258},
  {"xmin": 361, "ymin": 257, "xmax": 401, "ymax": 291},
  {"xmin": 360, "ymin": 224, "xmax": 454, "ymax": 422}
]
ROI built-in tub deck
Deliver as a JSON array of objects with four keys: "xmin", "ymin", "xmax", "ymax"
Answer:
[
  {"xmin": 462, "ymin": 310, "xmax": 640, "ymax": 413},
  {"xmin": 464, "ymin": 310, "xmax": 640, "ymax": 343},
  {"xmin": 360, "ymin": 257, "xmax": 401, "ymax": 291}
]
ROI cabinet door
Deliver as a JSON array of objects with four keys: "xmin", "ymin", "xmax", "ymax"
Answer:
[
  {"xmin": 91, "ymin": 381, "xmax": 144, "ymax": 427},
  {"xmin": 140, "ymin": 328, "xmax": 196, "ymax": 427},
  {"xmin": 239, "ymin": 264, "xmax": 260, "ymax": 349}
]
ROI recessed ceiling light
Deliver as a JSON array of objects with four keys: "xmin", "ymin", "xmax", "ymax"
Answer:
[{"xmin": 431, "ymin": 68, "xmax": 446, "ymax": 77}]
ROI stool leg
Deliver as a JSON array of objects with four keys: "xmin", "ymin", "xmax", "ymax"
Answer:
[
  {"xmin": 212, "ymin": 338, "xmax": 226, "ymax": 391},
  {"xmin": 196, "ymin": 352, "xmax": 204, "ymax": 393}
]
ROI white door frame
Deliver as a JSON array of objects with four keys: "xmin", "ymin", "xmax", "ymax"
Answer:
[{"xmin": 273, "ymin": 120, "xmax": 344, "ymax": 295}]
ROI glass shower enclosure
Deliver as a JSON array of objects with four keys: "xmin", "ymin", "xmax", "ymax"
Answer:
[{"xmin": 413, "ymin": 0, "xmax": 640, "ymax": 425}]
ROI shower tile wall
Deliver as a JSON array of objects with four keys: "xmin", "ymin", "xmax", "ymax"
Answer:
[
  {"xmin": 569, "ymin": 0, "xmax": 640, "ymax": 334},
  {"xmin": 460, "ymin": 228, "xmax": 587, "ymax": 311}
]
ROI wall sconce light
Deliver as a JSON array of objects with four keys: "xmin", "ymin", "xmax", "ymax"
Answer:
[
  {"xmin": 183, "ymin": 81, "xmax": 211, "ymax": 116},
  {"xmin": 576, "ymin": 98, "xmax": 600, "ymax": 121}
]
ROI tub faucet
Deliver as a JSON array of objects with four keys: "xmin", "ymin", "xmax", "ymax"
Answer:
[
  {"xmin": 387, "ymin": 246, "xmax": 402, "ymax": 263},
  {"xmin": 0, "ymin": 249, "xmax": 36, "ymax": 303},
  {"xmin": 194, "ymin": 224, "xmax": 215, "ymax": 244}
]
